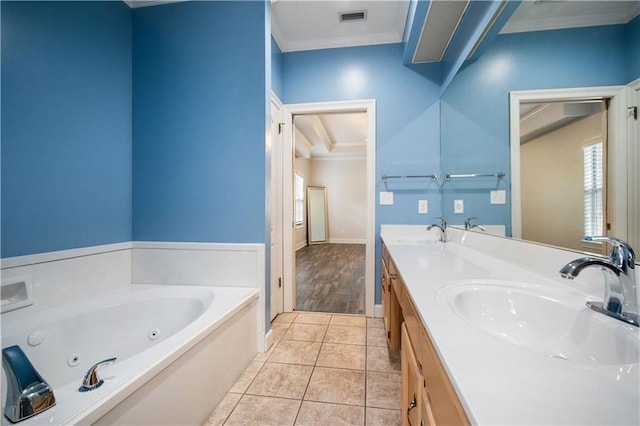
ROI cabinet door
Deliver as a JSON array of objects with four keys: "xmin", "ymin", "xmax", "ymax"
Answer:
[
  {"xmin": 382, "ymin": 261, "xmax": 391, "ymax": 333},
  {"xmin": 401, "ymin": 323, "xmax": 424, "ymax": 426},
  {"xmin": 421, "ymin": 387, "xmax": 436, "ymax": 426}
]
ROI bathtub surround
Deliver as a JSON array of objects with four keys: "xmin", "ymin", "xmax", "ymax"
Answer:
[{"xmin": 1, "ymin": 241, "xmax": 264, "ymax": 424}]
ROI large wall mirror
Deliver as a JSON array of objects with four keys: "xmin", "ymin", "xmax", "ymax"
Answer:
[
  {"xmin": 440, "ymin": 0, "xmax": 639, "ymax": 259},
  {"xmin": 307, "ymin": 186, "xmax": 328, "ymax": 244}
]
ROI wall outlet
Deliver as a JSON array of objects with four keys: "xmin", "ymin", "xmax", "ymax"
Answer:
[
  {"xmin": 454, "ymin": 199, "xmax": 464, "ymax": 214},
  {"xmin": 490, "ymin": 190, "xmax": 506, "ymax": 204},
  {"xmin": 418, "ymin": 200, "xmax": 428, "ymax": 214},
  {"xmin": 380, "ymin": 191, "xmax": 394, "ymax": 205}
]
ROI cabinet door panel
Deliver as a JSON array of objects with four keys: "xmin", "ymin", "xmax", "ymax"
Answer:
[{"xmin": 401, "ymin": 323, "xmax": 424, "ymax": 426}]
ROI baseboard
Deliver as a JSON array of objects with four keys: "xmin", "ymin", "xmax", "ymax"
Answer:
[
  {"xmin": 328, "ymin": 238, "xmax": 366, "ymax": 244},
  {"xmin": 295, "ymin": 240, "xmax": 307, "ymax": 251},
  {"xmin": 374, "ymin": 304, "xmax": 383, "ymax": 318},
  {"xmin": 263, "ymin": 329, "xmax": 274, "ymax": 352}
]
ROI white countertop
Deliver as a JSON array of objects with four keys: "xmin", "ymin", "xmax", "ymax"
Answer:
[{"xmin": 381, "ymin": 225, "xmax": 640, "ymax": 425}]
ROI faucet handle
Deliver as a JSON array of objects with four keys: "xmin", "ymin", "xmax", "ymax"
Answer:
[
  {"xmin": 584, "ymin": 236, "xmax": 636, "ymax": 269},
  {"xmin": 79, "ymin": 357, "xmax": 116, "ymax": 392},
  {"xmin": 464, "ymin": 217, "xmax": 477, "ymax": 230},
  {"xmin": 435, "ymin": 217, "xmax": 447, "ymax": 227}
]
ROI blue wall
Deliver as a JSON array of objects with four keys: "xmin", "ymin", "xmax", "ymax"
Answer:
[
  {"xmin": 132, "ymin": 1, "xmax": 268, "ymax": 243},
  {"xmin": 271, "ymin": 36, "xmax": 283, "ymax": 99},
  {"xmin": 440, "ymin": 24, "xmax": 629, "ymax": 235},
  {"xmin": 282, "ymin": 43, "xmax": 441, "ymax": 303},
  {"xmin": 1, "ymin": 1, "xmax": 133, "ymax": 258},
  {"xmin": 627, "ymin": 15, "xmax": 640, "ymax": 82}
]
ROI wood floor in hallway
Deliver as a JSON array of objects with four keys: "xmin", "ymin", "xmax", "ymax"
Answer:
[{"xmin": 295, "ymin": 243, "xmax": 365, "ymax": 315}]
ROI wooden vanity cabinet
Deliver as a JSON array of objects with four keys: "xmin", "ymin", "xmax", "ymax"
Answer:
[{"xmin": 383, "ymin": 242, "xmax": 470, "ymax": 426}]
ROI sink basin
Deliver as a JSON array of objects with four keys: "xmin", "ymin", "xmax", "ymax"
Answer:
[{"xmin": 438, "ymin": 280, "xmax": 640, "ymax": 365}]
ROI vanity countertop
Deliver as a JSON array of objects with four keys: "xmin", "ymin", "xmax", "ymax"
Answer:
[{"xmin": 381, "ymin": 225, "xmax": 639, "ymax": 425}]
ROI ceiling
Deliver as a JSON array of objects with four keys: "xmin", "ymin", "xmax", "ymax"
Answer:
[{"xmin": 294, "ymin": 112, "xmax": 367, "ymax": 158}]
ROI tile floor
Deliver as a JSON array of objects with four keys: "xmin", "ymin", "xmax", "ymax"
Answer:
[{"xmin": 205, "ymin": 312, "xmax": 402, "ymax": 426}]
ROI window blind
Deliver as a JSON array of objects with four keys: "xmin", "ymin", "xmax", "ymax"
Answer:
[
  {"xmin": 583, "ymin": 142, "xmax": 603, "ymax": 237},
  {"xmin": 295, "ymin": 173, "xmax": 304, "ymax": 225}
]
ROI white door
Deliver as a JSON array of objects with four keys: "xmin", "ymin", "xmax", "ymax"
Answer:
[{"xmin": 270, "ymin": 96, "xmax": 284, "ymax": 320}]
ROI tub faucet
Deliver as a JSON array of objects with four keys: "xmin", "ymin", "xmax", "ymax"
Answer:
[
  {"xmin": 427, "ymin": 217, "xmax": 447, "ymax": 242},
  {"xmin": 464, "ymin": 217, "xmax": 486, "ymax": 231},
  {"xmin": 2, "ymin": 345, "xmax": 56, "ymax": 423},
  {"xmin": 79, "ymin": 357, "xmax": 117, "ymax": 392},
  {"xmin": 559, "ymin": 237, "xmax": 638, "ymax": 327}
]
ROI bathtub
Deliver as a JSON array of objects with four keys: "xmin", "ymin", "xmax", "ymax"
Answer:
[{"xmin": 1, "ymin": 284, "xmax": 259, "ymax": 425}]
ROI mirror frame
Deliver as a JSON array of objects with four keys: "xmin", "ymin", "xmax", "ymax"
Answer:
[{"xmin": 509, "ymin": 86, "xmax": 629, "ymax": 244}]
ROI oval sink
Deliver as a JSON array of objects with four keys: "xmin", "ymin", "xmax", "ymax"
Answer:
[{"xmin": 438, "ymin": 280, "xmax": 640, "ymax": 365}]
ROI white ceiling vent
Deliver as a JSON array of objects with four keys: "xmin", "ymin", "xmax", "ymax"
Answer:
[{"xmin": 339, "ymin": 10, "xmax": 367, "ymax": 23}]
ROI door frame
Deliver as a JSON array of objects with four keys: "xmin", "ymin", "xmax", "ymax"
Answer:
[
  {"xmin": 509, "ymin": 86, "xmax": 628, "ymax": 241},
  {"xmin": 281, "ymin": 99, "xmax": 377, "ymax": 317},
  {"xmin": 269, "ymin": 93, "xmax": 284, "ymax": 321}
]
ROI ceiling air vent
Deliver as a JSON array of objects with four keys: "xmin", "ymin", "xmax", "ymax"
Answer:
[{"xmin": 339, "ymin": 10, "xmax": 367, "ymax": 23}]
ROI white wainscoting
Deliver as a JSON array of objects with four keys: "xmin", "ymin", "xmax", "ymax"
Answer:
[{"xmin": 1, "ymin": 243, "xmax": 132, "ymax": 321}]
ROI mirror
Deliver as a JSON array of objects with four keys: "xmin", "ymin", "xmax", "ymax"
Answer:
[
  {"xmin": 440, "ymin": 1, "xmax": 639, "ymax": 257},
  {"xmin": 307, "ymin": 186, "xmax": 328, "ymax": 243}
]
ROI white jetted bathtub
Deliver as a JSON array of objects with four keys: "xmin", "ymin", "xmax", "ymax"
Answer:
[{"xmin": 1, "ymin": 284, "xmax": 259, "ymax": 425}]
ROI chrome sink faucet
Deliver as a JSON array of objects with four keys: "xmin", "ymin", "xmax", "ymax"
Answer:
[
  {"xmin": 428, "ymin": 217, "xmax": 447, "ymax": 242},
  {"xmin": 559, "ymin": 237, "xmax": 638, "ymax": 327},
  {"xmin": 464, "ymin": 217, "xmax": 486, "ymax": 231}
]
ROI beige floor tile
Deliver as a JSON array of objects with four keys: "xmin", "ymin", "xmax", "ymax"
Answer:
[
  {"xmin": 246, "ymin": 363, "xmax": 313, "ymax": 399},
  {"xmin": 366, "ymin": 371, "xmax": 401, "ymax": 410},
  {"xmin": 365, "ymin": 407, "xmax": 401, "ymax": 426},
  {"xmin": 366, "ymin": 326, "xmax": 387, "ymax": 347},
  {"xmin": 229, "ymin": 361, "xmax": 264, "ymax": 393},
  {"xmin": 330, "ymin": 315, "xmax": 367, "ymax": 327},
  {"xmin": 273, "ymin": 312, "xmax": 298, "ymax": 324},
  {"xmin": 294, "ymin": 312, "xmax": 332, "ymax": 325},
  {"xmin": 295, "ymin": 401, "xmax": 364, "ymax": 426},
  {"xmin": 366, "ymin": 346, "xmax": 401, "ymax": 372},
  {"xmin": 366, "ymin": 317, "xmax": 384, "ymax": 329},
  {"xmin": 204, "ymin": 392, "xmax": 242, "ymax": 426},
  {"xmin": 324, "ymin": 325, "xmax": 366, "ymax": 345},
  {"xmin": 316, "ymin": 343, "xmax": 366, "ymax": 370},
  {"xmin": 224, "ymin": 394, "xmax": 301, "ymax": 426},
  {"xmin": 304, "ymin": 367, "xmax": 366, "ymax": 406},
  {"xmin": 268, "ymin": 340, "xmax": 322, "ymax": 365},
  {"xmin": 283, "ymin": 323, "xmax": 328, "ymax": 342},
  {"xmin": 270, "ymin": 322, "xmax": 290, "ymax": 344}
]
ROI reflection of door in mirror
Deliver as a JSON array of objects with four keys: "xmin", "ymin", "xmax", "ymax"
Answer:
[
  {"xmin": 520, "ymin": 100, "xmax": 607, "ymax": 254},
  {"xmin": 307, "ymin": 186, "xmax": 328, "ymax": 243}
]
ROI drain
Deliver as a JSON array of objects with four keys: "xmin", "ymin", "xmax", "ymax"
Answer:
[{"xmin": 148, "ymin": 329, "xmax": 160, "ymax": 340}]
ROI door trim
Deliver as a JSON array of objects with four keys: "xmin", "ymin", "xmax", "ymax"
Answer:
[
  {"xmin": 509, "ymin": 86, "xmax": 627, "ymax": 241},
  {"xmin": 282, "ymin": 99, "xmax": 377, "ymax": 317}
]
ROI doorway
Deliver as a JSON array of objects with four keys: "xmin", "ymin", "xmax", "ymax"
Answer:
[{"xmin": 281, "ymin": 100, "xmax": 376, "ymax": 317}]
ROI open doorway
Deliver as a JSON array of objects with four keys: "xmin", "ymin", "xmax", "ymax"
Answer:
[
  {"xmin": 293, "ymin": 112, "xmax": 367, "ymax": 314},
  {"xmin": 281, "ymin": 100, "xmax": 376, "ymax": 318}
]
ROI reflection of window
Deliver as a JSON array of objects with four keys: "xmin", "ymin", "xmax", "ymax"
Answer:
[
  {"xmin": 295, "ymin": 173, "xmax": 304, "ymax": 226},
  {"xmin": 583, "ymin": 142, "xmax": 603, "ymax": 236}
]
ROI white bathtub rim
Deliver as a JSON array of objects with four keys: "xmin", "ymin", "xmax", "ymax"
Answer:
[{"xmin": 5, "ymin": 284, "xmax": 259, "ymax": 426}]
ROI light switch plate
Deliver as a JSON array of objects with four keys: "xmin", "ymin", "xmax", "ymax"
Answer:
[
  {"xmin": 490, "ymin": 190, "xmax": 506, "ymax": 204},
  {"xmin": 454, "ymin": 199, "xmax": 464, "ymax": 214},
  {"xmin": 418, "ymin": 200, "xmax": 428, "ymax": 214},
  {"xmin": 380, "ymin": 191, "xmax": 394, "ymax": 205}
]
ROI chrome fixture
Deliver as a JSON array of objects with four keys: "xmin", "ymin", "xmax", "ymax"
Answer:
[
  {"xmin": 381, "ymin": 174, "xmax": 438, "ymax": 182},
  {"xmin": 428, "ymin": 217, "xmax": 447, "ymax": 242},
  {"xmin": 560, "ymin": 237, "xmax": 638, "ymax": 327},
  {"xmin": 2, "ymin": 345, "xmax": 56, "ymax": 423},
  {"xmin": 464, "ymin": 217, "xmax": 486, "ymax": 231},
  {"xmin": 444, "ymin": 172, "xmax": 505, "ymax": 180},
  {"xmin": 79, "ymin": 357, "xmax": 116, "ymax": 392}
]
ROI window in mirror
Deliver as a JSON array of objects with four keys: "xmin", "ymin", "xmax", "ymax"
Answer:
[
  {"xmin": 583, "ymin": 141, "xmax": 603, "ymax": 237},
  {"xmin": 295, "ymin": 173, "xmax": 304, "ymax": 226}
]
